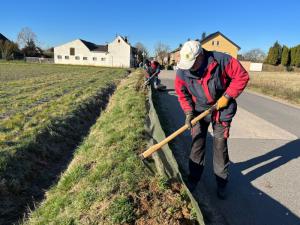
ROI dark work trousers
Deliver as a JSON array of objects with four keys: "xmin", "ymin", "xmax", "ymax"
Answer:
[
  {"xmin": 189, "ymin": 114, "xmax": 230, "ymax": 187},
  {"xmin": 152, "ymin": 76, "xmax": 161, "ymax": 89}
]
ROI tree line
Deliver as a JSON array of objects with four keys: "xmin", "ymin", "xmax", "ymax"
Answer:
[
  {"xmin": 265, "ymin": 41, "xmax": 300, "ymax": 67},
  {"xmin": 0, "ymin": 27, "xmax": 53, "ymax": 60},
  {"xmin": 2, "ymin": 27, "xmax": 150, "ymax": 63}
]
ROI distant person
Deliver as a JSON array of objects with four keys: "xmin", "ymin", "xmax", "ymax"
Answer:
[
  {"xmin": 139, "ymin": 61, "xmax": 143, "ymax": 68},
  {"xmin": 143, "ymin": 59, "xmax": 151, "ymax": 81},
  {"xmin": 143, "ymin": 59, "xmax": 150, "ymax": 71},
  {"xmin": 175, "ymin": 40, "xmax": 249, "ymax": 198},
  {"xmin": 145, "ymin": 60, "xmax": 161, "ymax": 89}
]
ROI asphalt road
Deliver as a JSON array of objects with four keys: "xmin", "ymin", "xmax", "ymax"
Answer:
[{"xmin": 155, "ymin": 70, "xmax": 300, "ymax": 225}]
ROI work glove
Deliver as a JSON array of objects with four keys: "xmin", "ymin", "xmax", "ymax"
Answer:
[
  {"xmin": 216, "ymin": 94, "xmax": 231, "ymax": 110},
  {"xmin": 185, "ymin": 111, "xmax": 194, "ymax": 129}
]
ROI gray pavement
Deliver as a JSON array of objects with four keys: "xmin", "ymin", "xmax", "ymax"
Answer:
[
  {"xmin": 155, "ymin": 70, "xmax": 300, "ymax": 225},
  {"xmin": 238, "ymin": 92, "xmax": 300, "ymax": 137}
]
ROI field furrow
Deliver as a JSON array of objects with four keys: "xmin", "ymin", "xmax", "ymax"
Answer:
[{"xmin": 0, "ymin": 62, "xmax": 128, "ymax": 224}]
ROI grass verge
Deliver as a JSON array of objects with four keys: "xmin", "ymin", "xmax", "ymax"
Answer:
[
  {"xmin": 25, "ymin": 70, "xmax": 197, "ymax": 225},
  {"xmin": 247, "ymin": 72, "xmax": 300, "ymax": 106}
]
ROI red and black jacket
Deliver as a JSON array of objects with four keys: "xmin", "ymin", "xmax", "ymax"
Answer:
[
  {"xmin": 175, "ymin": 51, "xmax": 249, "ymax": 122},
  {"xmin": 146, "ymin": 61, "xmax": 160, "ymax": 78}
]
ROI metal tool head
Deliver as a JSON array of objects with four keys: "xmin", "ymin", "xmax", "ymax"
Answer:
[
  {"xmin": 139, "ymin": 153, "xmax": 145, "ymax": 160},
  {"xmin": 139, "ymin": 154, "xmax": 155, "ymax": 176}
]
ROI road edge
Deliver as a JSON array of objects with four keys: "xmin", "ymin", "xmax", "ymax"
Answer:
[
  {"xmin": 245, "ymin": 89, "xmax": 300, "ymax": 110},
  {"xmin": 147, "ymin": 85, "xmax": 206, "ymax": 225}
]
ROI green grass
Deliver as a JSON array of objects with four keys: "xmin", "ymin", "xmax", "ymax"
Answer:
[
  {"xmin": 25, "ymin": 71, "xmax": 196, "ymax": 225},
  {"xmin": 25, "ymin": 71, "xmax": 147, "ymax": 224},
  {"xmin": 0, "ymin": 62, "xmax": 126, "ymax": 164},
  {"xmin": 0, "ymin": 62, "xmax": 128, "ymax": 223},
  {"xmin": 108, "ymin": 195, "xmax": 135, "ymax": 223},
  {"xmin": 247, "ymin": 72, "xmax": 300, "ymax": 106}
]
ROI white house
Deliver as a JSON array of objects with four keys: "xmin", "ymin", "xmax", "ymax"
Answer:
[{"xmin": 54, "ymin": 36, "xmax": 137, "ymax": 68}]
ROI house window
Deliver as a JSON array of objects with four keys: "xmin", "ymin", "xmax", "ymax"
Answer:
[
  {"xmin": 65, "ymin": 56, "xmax": 69, "ymax": 60},
  {"xmin": 57, "ymin": 55, "xmax": 62, "ymax": 59},
  {"xmin": 118, "ymin": 39, "xmax": 120, "ymax": 43},
  {"xmin": 101, "ymin": 57, "xmax": 106, "ymax": 61},
  {"xmin": 212, "ymin": 41, "xmax": 214, "ymax": 46},
  {"xmin": 217, "ymin": 41, "xmax": 220, "ymax": 46},
  {"xmin": 75, "ymin": 56, "xmax": 80, "ymax": 60},
  {"xmin": 93, "ymin": 57, "xmax": 97, "ymax": 61},
  {"xmin": 83, "ymin": 57, "xmax": 88, "ymax": 60},
  {"xmin": 70, "ymin": 48, "xmax": 75, "ymax": 56}
]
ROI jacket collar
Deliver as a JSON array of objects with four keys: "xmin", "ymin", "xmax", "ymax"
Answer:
[{"xmin": 184, "ymin": 54, "xmax": 218, "ymax": 79}]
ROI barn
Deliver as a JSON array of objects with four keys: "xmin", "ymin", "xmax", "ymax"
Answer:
[{"xmin": 54, "ymin": 36, "xmax": 137, "ymax": 68}]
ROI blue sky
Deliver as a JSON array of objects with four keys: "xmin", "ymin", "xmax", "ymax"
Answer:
[{"xmin": 1, "ymin": 0, "xmax": 299, "ymax": 55}]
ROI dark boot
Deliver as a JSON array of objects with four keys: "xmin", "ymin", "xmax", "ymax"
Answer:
[
  {"xmin": 186, "ymin": 178, "xmax": 198, "ymax": 192},
  {"xmin": 187, "ymin": 159, "xmax": 204, "ymax": 192},
  {"xmin": 212, "ymin": 136, "xmax": 229, "ymax": 199}
]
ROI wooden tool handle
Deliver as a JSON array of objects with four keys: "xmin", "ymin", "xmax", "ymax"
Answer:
[
  {"xmin": 143, "ymin": 74, "xmax": 156, "ymax": 86},
  {"xmin": 140, "ymin": 105, "xmax": 216, "ymax": 159}
]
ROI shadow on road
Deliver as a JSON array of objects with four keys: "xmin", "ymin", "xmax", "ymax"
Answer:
[
  {"xmin": 235, "ymin": 139, "xmax": 300, "ymax": 182},
  {"xmin": 153, "ymin": 88, "xmax": 300, "ymax": 225}
]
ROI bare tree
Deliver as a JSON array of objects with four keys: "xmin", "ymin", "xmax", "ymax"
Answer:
[
  {"xmin": 17, "ymin": 27, "xmax": 37, "ymax": 48},
  {"xmin": 135, "ymin": 42, "xmax": 149, "ymax": 63},
  {"xmin": 242, "ymin": 49, "xmax": 266, "ymax": 63},
  {"xmin": 17, "ymin": 27, "xmax": 41, "ymax": 57},
  {"xmin": 154, "ymin": 42, "xmax": 170, "ymax": 65},
  {"xmin": 0, "ymin": 40, "xmax": 18, "ymax": 60}
]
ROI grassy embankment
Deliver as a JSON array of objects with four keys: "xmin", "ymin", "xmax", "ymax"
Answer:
[
  {"xmin": 0, "ymin": 62, "xmax": 127, "ymax": 223},
  {"xmin": 247, "ymin": 72, "xmax": 300, "ymax": 106},
  {"xmin": 25, "ymin": 70, "xmax": 197, "ymax": 225}
]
